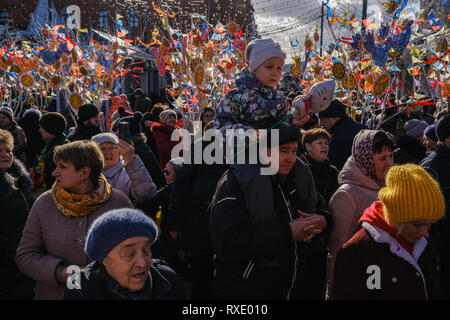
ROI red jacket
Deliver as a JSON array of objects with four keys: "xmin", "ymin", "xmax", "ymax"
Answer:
[{"xmin": 151, "ymin": 122, "xmax": 182, "ymax": 169}]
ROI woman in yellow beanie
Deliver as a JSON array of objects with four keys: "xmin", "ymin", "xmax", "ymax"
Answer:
[{"xmin": 331, "ymin": 164, "xmax": 445, "ymax": 299}]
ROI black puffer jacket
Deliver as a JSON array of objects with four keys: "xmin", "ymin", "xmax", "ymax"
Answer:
[
  {"xmin": 169, "ymin": 139, "xmax": 228, "ymax": 257},
  {"xmin": 8, "ymin": 122, "xmax": 28, "ymax": 164},
  {"xmin": 420, "ymin": 143, "xmax": 450, "ymax": 298},
  {"xmin": 0, "ymin": 159, "xmax": 35, "ymax": 299},
  {"xmin": 67, "ymin": 122, "xmax": 101, "ymax": 142},
  {"xmin": 210, "ymin": 163, "xmax": 331, "ymax": 300},
  {"xmin": 393, "ymin": 134, "xmax": 427, "ymax": 165},
  {"xmin": 43, "ymin": 134, "xmax": 69, "ymax": 190},
  {"xmin": 133, "ymin": 136, "xmax": 165, "ymax": 190},
  {"xmin": 19, "ymin": 111, "xmax": 45, "ymax": 169},
  {"xmin": 63, "ymin": 259, "xmax": 186, "ymax": 300},
  {"xmin": 328, "ymin": 117, "xmax": 367, "ymax": 170},
  {"xmin": 300, "ymin": 154, "xmax": 339, "ymax": 209}
]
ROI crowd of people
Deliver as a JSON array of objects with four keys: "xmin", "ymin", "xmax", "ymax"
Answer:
[{"xmin": 0, "ymin": 37, "xmax": 449, "ymax": 300}]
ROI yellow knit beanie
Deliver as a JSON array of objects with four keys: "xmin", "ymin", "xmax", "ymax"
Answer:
[{"xmin": 379, "ymin": 164, "xmax": 445, "ymax": 225}]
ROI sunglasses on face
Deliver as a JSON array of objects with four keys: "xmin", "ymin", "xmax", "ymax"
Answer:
[{"xmin": 163, "ymin": 169, "xmax": 172, "ymax": 175}]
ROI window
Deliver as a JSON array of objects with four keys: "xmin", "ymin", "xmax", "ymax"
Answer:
[
  {"xmin": 99, "ymin": 11, "xmax": 108, "ymax": 29},
  {"xmin": 129, "ymin": 10, "xmax": 138, "ymax": 28},
  {"xmin": 0, "ymin": 12, "xmax": 9, "ymax": 25}
]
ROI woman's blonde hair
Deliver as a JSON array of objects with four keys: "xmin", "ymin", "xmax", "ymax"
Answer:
[
  {"xmin": 54, "ymin": 141, "xmax": 104, "ymax": 186},
  {"xmin": 0, "ymin": 129, "xmax": 14, "ymax": 150}
]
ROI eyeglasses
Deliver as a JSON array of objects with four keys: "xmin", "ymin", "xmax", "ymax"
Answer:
[{"xmin": 163, "ymin": 169, "xmax": 171, "ymax": 175}]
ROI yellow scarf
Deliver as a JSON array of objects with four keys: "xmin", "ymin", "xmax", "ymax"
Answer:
[{"xmin": 52, "ymin": 174, "xmax": 112, "ymax": 218}]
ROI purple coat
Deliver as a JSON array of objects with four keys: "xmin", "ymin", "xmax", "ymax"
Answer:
[{"xmin": 15, "ymin": 188, "xmax": 133, "ymax": 300}]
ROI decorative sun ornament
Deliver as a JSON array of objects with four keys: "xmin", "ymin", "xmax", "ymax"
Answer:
[
  {"xmin": 332, "ymin": 62, "xmax": 345, "ymax": 79},
  {"xmin": 194, "ymin": 65, "xmax": 205, "ymax": 86},
  {"xmin": 21, "ymin": 74, "xmax": 34, "ymax": 88},
  {"xmin": 342, "ymin": 74, "xmax": 356, "ymax": 89},
  {"xmin": 374, "ymin": 73, "xmax": 389, "ymax": 96},
  {"xmin": 69, "ymin": 93, "xmax": 83, "ymax": 109},
  {"xmin": 290, "ymin": 64, "xmax": 301, "ymax": 76}
]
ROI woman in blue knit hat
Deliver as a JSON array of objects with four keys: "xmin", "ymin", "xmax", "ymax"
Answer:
[
  {"xmin": 423, "ymin": 123, "xmax": 438, "ymax": 154},
  {"xmin": 63, "ymin": 208, "xmax": 186, "ymax": 300}
]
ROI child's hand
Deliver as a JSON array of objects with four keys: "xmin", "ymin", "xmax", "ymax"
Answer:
[{"xmin": 293, "ymin": 113, "xmax": 311, "ymax": 127}]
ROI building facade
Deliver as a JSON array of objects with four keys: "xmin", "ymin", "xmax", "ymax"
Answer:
[{"xmin": 0, "ymin": 0, "xmax": 256, "ymax": 41}]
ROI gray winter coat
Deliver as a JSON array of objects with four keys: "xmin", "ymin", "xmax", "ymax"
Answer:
[{"xmin": 102, "ymin": 155, "xmax": 157, "ymax": 203}]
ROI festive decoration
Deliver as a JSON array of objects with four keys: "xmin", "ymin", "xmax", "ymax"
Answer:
[
  {"xmin": 290, "ymin": 64, "xmax": 301, "ymax": 76},
  {"xmin": 20, "ymin": 74, "xmax": 34, "ymax": 88},
  {"xmin": 332, "ymin": 62, "xmax": 345, "ymax": 79},
  {"xmin": 69, "ymin": 93, "xmax": 83, "ymax": 109},
  {"xmin": 342, "ymin": 74, "xmax": 356, "ymax": 90},
  {"xmin": 374, "ymin": 73, "xmax": 390, "ymax": 96}
]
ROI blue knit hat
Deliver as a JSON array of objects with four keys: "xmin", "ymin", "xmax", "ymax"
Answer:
[
  {"xmin": 424, "ymin": 123, "xmax": 438, "ymax": 142},
  {"xmin": 85, "ymin": 208, "xmax": 158, "ymax": 262}
]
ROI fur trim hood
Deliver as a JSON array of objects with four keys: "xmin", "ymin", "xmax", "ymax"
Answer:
[{"xmin": 0, "ymin": 158, "xmax": 33, "ymax": 197}]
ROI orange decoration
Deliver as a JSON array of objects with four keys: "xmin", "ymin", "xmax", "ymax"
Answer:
[
  {"xmin": 21, "ymin": 74, "xmax": 34, "ymax": 88},
  {"xmin": 69, "ymin": 93, "xmax": 83, "ymax": 109}
]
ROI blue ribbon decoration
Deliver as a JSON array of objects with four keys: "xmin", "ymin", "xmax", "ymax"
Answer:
[
  {"xmin": 428, "ymin": 10, "xmax": 443, "ymax": 26},
  {"xmin": 393, "ymin": 0, "xmax": 408, "ymax": 20},
  {"xmin": 323, "ymin": 0, "xmax": 331, "ymax": 18}
]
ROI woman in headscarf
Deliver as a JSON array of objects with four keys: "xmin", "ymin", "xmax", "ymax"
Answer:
[
  {"xmin": 326, "ymin": 129, "xmax": 394, "ymax": 295},
  {"xmin": 15, "ymin": 141, "xmax": 133, "ymax": 300}
]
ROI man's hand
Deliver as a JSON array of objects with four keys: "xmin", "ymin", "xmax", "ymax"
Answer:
[
  {"xmin": 297, "ymin": 210, "xmax": 327, "ymax": 242},
  {"xmin": 289, "ymin": 211, "xmax": 326, "ymax": 242},
  {"xmin": 118, "ymin": 139, "xmax": 136, "ymax": 165}
]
